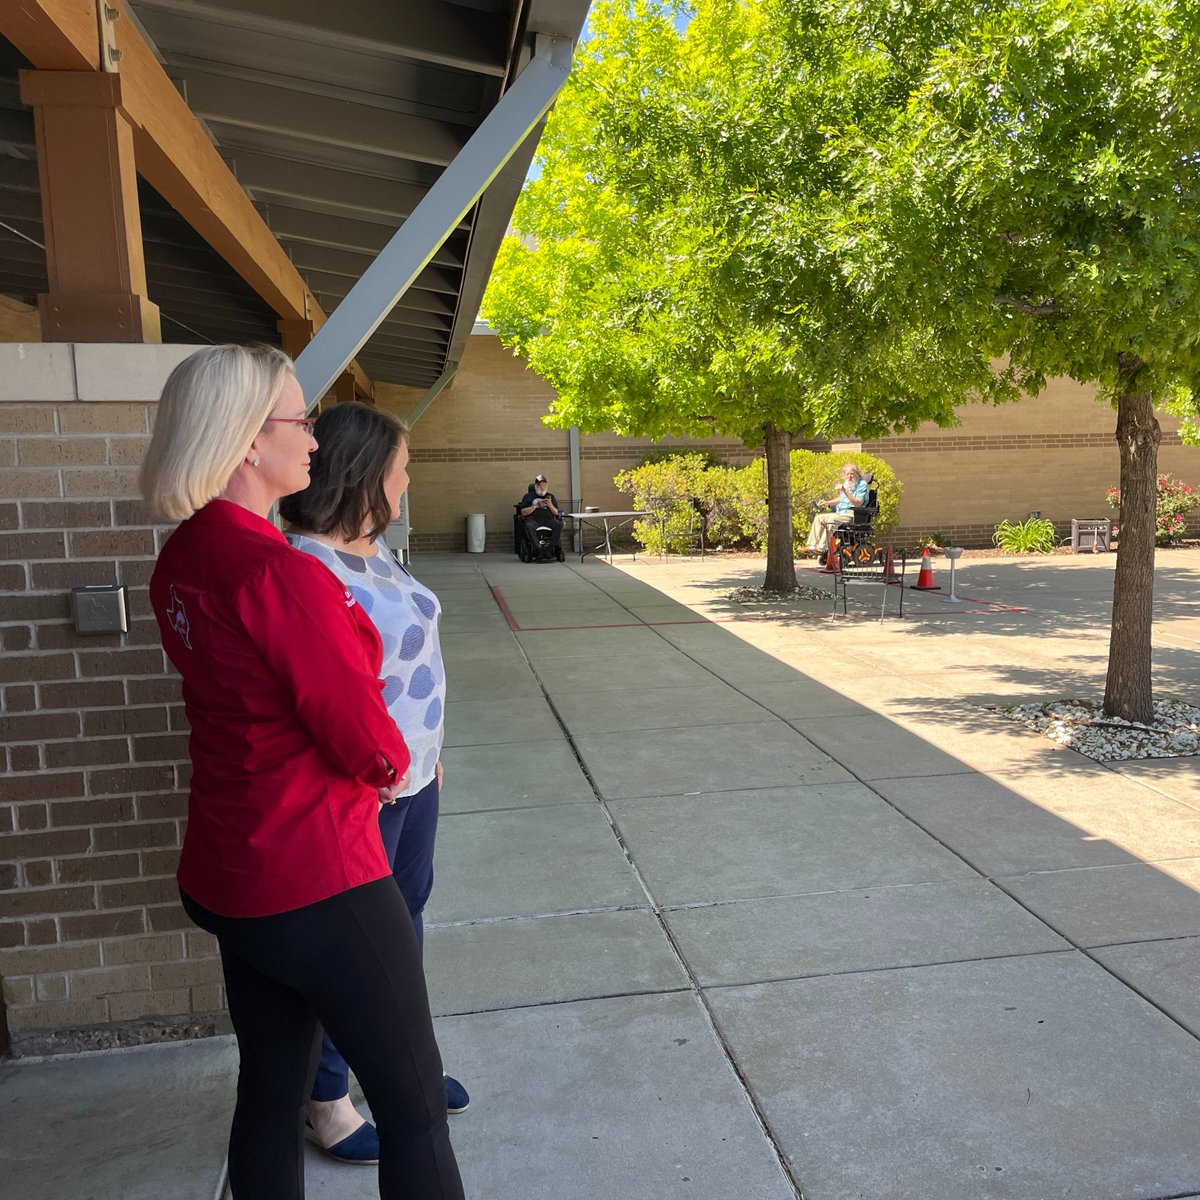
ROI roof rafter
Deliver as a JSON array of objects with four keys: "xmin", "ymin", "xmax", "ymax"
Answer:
[{"xmin": 134, "ymin": 0, "xmax": 510, "ymax": 76}]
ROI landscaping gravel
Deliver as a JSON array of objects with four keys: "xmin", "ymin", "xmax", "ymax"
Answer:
[
  {"xmin": 726, "ymin": 584, "xmax": 830, "ymax": 604},
  {"xmin": 996, "ymin": 698, "xmax": 1200, "ymax": 761}
]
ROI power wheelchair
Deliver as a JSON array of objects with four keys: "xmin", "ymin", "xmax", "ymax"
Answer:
[
  {"xmin": 825, "ymin": 473, "xmax": 883, "ymax": 571},
  {"xmin": 513, "ymin": 504, "xmax": 565, "ymax": 563}
]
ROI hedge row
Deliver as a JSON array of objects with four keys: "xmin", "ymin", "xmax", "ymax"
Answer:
[{"xmin": 614, "ymin": 450, "xmax": 902, "ymax": 555}]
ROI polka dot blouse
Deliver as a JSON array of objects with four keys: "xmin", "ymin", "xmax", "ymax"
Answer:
[{"xmin": 289, "ymin": 536, "xmax": 445, "ymax": 797}]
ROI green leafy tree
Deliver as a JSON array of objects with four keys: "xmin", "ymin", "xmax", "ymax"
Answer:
[
  {"xmin": 483, "ymin": 0, "xmax": 1011, "ymax": 591},
  {"xmin": 856, "ymin": 0, "xmax": 1200, "ymax": 721}
]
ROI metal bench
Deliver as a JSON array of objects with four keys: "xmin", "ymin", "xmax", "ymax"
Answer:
[{"xmin": 829, "ymin": 545, "xmax": 907, "ymax": 621}]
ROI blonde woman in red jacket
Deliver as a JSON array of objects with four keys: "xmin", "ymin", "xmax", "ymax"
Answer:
[{"xmin": 142, "ymin": 345, "xmax": 463, "ymax": 1200}]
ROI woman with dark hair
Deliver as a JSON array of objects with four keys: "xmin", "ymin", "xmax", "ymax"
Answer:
[
  {"xmin": 280, "ymin": 401, "xmax": 468, "ymax": 1166},
  {"xmin": 142, "ymin": 348, "xmax": 463, "ymax": 1200}
]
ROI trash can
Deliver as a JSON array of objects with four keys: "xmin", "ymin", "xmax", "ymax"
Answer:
[{"xmin": 466, "ymin": 512, "xmax": 486, "ymax": 553}]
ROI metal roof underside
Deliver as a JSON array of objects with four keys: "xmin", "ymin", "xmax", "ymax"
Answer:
[{"xmin": 0, "ymin": 0, "xmax": 588, "ymax": 390}]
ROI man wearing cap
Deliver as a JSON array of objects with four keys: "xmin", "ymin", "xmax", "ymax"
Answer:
[{"xmin": 518, "ymin": 474, "xmax": 564, "ymax": 559}]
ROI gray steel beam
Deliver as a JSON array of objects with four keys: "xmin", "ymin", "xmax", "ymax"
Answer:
[
  {"xmin": 270, "ymin": 207, "xmax": 467, "ymax": 268},
  {"xmin": 215, "ymin": 130, "xmax": 442, "ymax": 189},
  {"xmin": 367, "ymin": 331, "xmax": 449, "ymax": 356},
  {"xmin": 134, "ymin": 0, "xmax": 510, "ymax": 76},
  {"xmin": 405, "ymin": 366, "xmax": 458, "ymax": 427},
  {"xmin": 0, "ymin": 108, "xmax": 35, "ymax": 152},
  {"xmin": 444, "ymin": 120, "xmax": 542, "ymax": 366},
  {"xmin": 287, "ymin": 245, "xmax": 467, "ymax": 291},
  {"xmin": 358, "ymin": 361, "xmax": 440, "ymax": 387},
  {"xmin": 0, "ymin": 157, "xmax": 39, "ymax": 192},
  {"xmin": 301, "ymin": 264, "xmax": 459, "ymax": 299},
  {"xmin": 363, "ymin": 346, "xmax": 447, "ymax": 370},
  {"xmin": 151, "ymin": 42, "xmax": 484, "ymax": 128},
  {"xmin": 296, "ymin": 36, "xmax": 575, "ymax": 406},
  {"xmin": 174, "ymin": 70, "xmax": 469, "ymax": 167},
  {"xmin": 0, "ymin": 190, "xmax": 43, "ymax": 223},
  {"xmin": 364, "ymin": 357, "xmax": 448, "ymax": 379},
  {"xmin": 569, "ymin": 425, "xmax": 582, "ymax": 552},
  {"xmin": 225, "ymin": 151, "xmax": 470, "ymax": 230},
  {"xmin": 230, "ymin": 153, "xmax": 427, "ymax": 222},
  {"xmin": 311, "ymin": 285, "xmax": 454, "ymax": 318},
  {"xmin": 372, "ymin": 308, "xmax": 454, "ymax": 334}
]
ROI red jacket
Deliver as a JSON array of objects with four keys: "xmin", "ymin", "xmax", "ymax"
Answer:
[{"xmin": 150, "ymin": 500, "xmax": 411, "ymax": 917}]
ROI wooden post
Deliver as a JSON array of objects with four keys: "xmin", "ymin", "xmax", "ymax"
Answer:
[
  {"xmin": 333, "ymin": 371, "xmax": 357, "ymax": 405},
  {"xmin": 277, "ymin": 317, "xmax": 315, "ymax": 361},
  {"xmin": 20, "ymin": 70, "xmax": 161, "ymax": 342}
]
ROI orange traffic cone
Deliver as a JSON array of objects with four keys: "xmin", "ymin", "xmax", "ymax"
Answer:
[
  {"xmin": 822, "ymin": 537, "xmax": 840, "ymax": 573},
  {"xmin": 910, "ymin": 547, "xmax": 940, "ymax": 590},
  {"xmin": 881, "ymin": 544, "xmax": 896, "ymax": 579}
]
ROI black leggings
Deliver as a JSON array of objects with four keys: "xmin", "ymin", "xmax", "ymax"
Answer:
[{"xmin": 182, "ymin": 879, "xmax": 464, "ymax": 1200}]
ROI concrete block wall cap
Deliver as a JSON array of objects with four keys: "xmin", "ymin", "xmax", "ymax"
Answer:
[
  {"xmin": 0, "ymin": 343, "xmax": 76, "ymax": 402},
  {"xmin": 73, "ymin": 344, "xmax": 199, "ymax": 403}
]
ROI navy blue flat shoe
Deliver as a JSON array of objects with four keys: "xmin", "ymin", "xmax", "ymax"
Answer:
[
  {"xmin": 304, "ymin": 1118, "xmax": 380, "ymax": 1165},
  {"xmin": 445, "ymin": 1074, "xmax": 470, "ymax": 1114}
]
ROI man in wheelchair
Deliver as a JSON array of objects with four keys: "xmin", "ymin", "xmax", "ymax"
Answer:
[
  {"xmin": 516, "ymin": 473, "xmax": 565, "ymax": 562},
  {"xmin": 805, "ymin": 463, "xmax": 871, "ymax": 566}
]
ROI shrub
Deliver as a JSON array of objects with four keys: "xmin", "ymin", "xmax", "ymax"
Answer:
[
  {"xmin": 1105, "ymin": 474, "xmax": 1200, "ymax": 546},
  {"xmin": 614, "ymin": 452, "xmax": 731, "ymax": 554},
  {"xmin": 615, "ymin": 449, "xmax": 903, "ymax": 555},
  {"xmin": 788, "ymin": 451, "xmax": 902, "ymax": 551},
  {"xmin": 992, "ymin": 517, "xmax": 1058, "ymax": 554}
]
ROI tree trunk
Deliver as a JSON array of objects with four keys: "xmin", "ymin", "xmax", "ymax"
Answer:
[
  {"xmin": 1103, "ymin": 357, "xmax": 1159, "ymax": 723},
  {"xmin": 763, "ymin": 422, "xmax": 798, "ymax": 592}
]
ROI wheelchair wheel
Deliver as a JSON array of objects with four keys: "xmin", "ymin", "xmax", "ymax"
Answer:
[
  {"xmin": 835, "ymin": 542, "xmax": 854, "ymax": 571},
  {"xmin": 852, "ymin": 540, "xmax": 876, "ymax": 565}
]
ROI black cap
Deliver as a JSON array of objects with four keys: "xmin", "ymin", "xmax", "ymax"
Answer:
[{"xmin": 534, "ymin": 474, "xmax": 547, "ymax": 483}]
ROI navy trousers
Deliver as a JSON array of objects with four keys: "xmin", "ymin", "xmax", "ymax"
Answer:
[
  {"xmin": 311, "ymin": 775, "xmax": 440, "ymax": 1101},
  {"xmin": 183, "ymin": 878, "xmax": 462, "ymax": 1200}
]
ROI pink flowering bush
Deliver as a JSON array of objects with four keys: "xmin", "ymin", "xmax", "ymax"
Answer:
[{"xmin": 1106, "ymin": 474, "xmax": 1200, "ymax": 546}]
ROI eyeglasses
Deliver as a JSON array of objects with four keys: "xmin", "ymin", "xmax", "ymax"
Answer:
[{"xmin": 265, "ymin": 417, "xmax": 316, "ymax": 435}]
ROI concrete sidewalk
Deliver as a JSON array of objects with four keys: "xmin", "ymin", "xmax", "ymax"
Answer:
[{"xmin": 5, "ymin": 548, "xmax": 1200, "ymax": 1200}]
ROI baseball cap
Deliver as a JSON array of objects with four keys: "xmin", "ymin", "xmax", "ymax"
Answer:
[{"xmin": 534, "ymin": 474, "xmax": 547, "ymax": 482}]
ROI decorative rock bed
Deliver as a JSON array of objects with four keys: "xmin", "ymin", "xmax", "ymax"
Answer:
[
  {"xmin": 726, "ymin": 584, "xmax": 830, "ymax": 604},
  {"xmin": 995, "ymin": 699, "xmax": 1200, "ymax": 761}
]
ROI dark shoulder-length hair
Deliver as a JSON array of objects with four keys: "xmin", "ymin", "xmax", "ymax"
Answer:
[{"xmin": 280, "ymin": 401, "xmax": 407, "ymax": 543}]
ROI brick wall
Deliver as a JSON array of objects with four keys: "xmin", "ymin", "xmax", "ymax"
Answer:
[
  {"xmin": 863, "ymin": 375, "xmax": 1200, "ymax": 542},
  {"xmin": 379, "ymin": 333, "xmax": 1200, "ymax": 550},
  {"xmin": 0, "ymin": 343, "xmax": 224, "ymax": 1052}
]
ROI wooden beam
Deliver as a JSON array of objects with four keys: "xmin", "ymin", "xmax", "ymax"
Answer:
[{"xmin": 0, "ymin": 0, "xmax": 100, "ymax": 71}]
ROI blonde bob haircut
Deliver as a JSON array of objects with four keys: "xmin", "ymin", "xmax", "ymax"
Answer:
[{"xmin": 140, "ymin": 344, "xmax": 295, "ymax": 520}]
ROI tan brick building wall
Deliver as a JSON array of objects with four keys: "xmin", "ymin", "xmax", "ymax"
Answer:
[
  {"xmin": 379, "ymin": 334, "xmax": 826, "ymax": 552},
  {"xmin": 381, "ymin": 333, "xmax": 1200, "ymax": 550},
  {"xmin": 865, "ymin": 376, "xmax": 1199, "ymax": 545},
  {"xmin": 1, "ymin": 344, "xmax": 223, "ymax": 1051}
]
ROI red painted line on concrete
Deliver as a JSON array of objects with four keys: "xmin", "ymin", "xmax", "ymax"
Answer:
[
  {"xmin": 950, "ymin": 595, "xmax": 1028, "ymax": 612},
  {"xmin": 488, "ymin": 585, "xmax": 521, "ymax": 631}
]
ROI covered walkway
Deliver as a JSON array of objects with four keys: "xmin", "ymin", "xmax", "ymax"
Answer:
[{"xmin": 5, "ymin": 550, "xmax": 1200, "ymax": 1199}]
